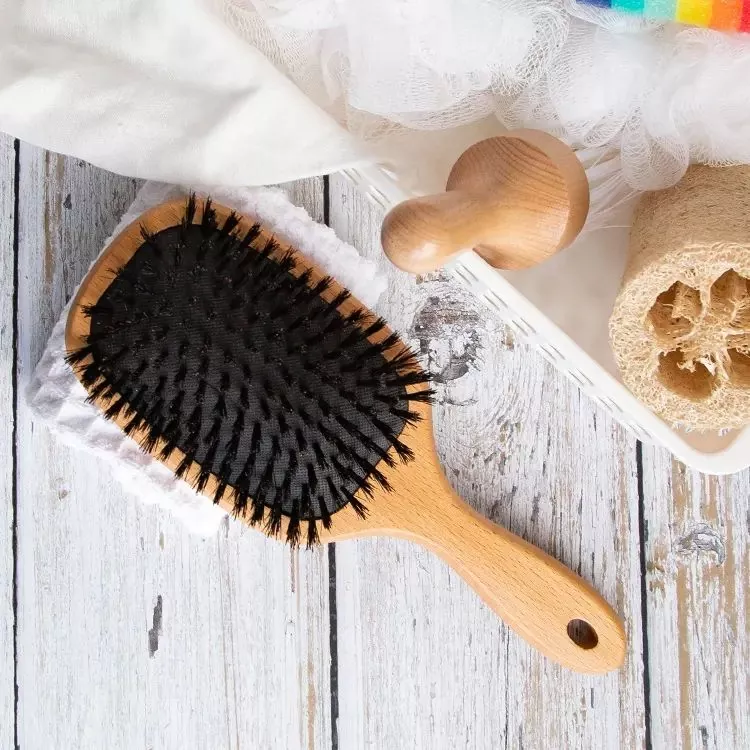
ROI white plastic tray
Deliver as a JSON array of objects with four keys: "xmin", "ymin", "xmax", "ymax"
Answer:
[{"xmin": 341, "ymin": 119, "xmax": 749, "ymax": 475}]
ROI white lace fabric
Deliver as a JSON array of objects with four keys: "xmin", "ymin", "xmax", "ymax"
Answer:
[{"xmin": 223, "ymin": 0, "xmax": 750, "ymax": 199}]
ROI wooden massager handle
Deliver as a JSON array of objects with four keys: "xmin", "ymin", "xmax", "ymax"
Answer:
[{"xmin": 381, "ymin": 129, "xmax": 590, "ymax": 274}]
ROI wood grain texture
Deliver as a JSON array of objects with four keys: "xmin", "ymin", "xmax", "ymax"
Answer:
[
  {"xmin": 0, "ymin": 134, "xmax": 16, "ymax": 750},
  {"xmin": 330, "ymin": 173, "xmax": 646, "ymax": 748},
  {"xmin": 13, "ymin": 151, "xmax": 332, "ymax": 750},
  {"xmin": 640, "ymin": 446, "xmax": 750, "ymax": 750}
]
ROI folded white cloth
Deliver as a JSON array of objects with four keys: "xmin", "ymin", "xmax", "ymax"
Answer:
[
  {"xmin": 26, "ymin": 182, "xmax": 387, "ymax": 536},
  {"xmin": 0, "ymin": 0, "xmax": 368, "ymax": 185}
]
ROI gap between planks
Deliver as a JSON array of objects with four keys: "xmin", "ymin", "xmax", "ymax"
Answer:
[{"xmin": 0, "ymin": 134, "xmax": 18, "ymax": 750}]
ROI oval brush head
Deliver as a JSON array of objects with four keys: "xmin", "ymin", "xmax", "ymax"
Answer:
[
  {"xmin": 65, "ymin": 194, "xmax": 626, "ymax": 674},
  {"xmin": 66, "ymin": 194, "xmax": 432, "ymax": 548}
]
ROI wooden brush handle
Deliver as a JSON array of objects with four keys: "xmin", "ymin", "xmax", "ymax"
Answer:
[
  {"xmin": 325, "ymin": 404, "xmax": 625, "ymax": 673},
  {"xmin": 397, "ymin": 487, "xmax": 626, "ymax": 674},
  {"xmin": 381, "ymin": 129, "xmax": 590, "ymax": 274},
  {"xmin": 359, "ymin": 460, "xmax": 626, "ymax": 674}
]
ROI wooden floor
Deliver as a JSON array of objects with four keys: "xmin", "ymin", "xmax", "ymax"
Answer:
[{"xmin": 0, "ymin": 135, "xmax": 747, "ymax": 749}]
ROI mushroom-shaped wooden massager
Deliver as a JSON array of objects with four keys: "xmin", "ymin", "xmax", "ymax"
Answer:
[{"xmin": 381, "ymin": 130, "xmax": 590, "ymax": 274}]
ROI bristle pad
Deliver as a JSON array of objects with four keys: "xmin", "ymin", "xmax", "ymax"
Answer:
[{"xmin": 70, "ymin": 196, "xmax": 432, "ymax": 545}]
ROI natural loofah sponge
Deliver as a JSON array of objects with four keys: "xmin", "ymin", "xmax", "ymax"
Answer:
[{"xmin": 610, "ymin": 165, "xmax": 750, "ymax": 431}]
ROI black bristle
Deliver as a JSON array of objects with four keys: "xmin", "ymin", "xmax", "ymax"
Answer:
[
  {"xmin": 265, "ymin": 496, "xmax": 284, "ymax": 537},
  {"xmin": 201, "ymin": 197, "xmax": 217, "ymax": 231},
  {"xmin": 250, "ymin": 493, "xmax": 266, "ymax": 525},
  {"xmin": 265, "ymin": 462, "xmax": 288, "ymax": 537},
  {"xmin": 158, "ymin": 391, "xmax": 185, "ymax": 460},
  {"xmin": 157, "ymin": 436, "xmax": 179, "ymax": 462},
  {"xmin": 221, "ymin": 211, "xmax": 240, "ymax": 237},
  {"xmin": 84, "ymin": 377, "xmax": 110, "ymax": 403},
  {"xmin": 65, "ymin": 345, "xmax": 95, "ymax": 368},
  {"xmin": 259, "ymin": 397, "xmax": 271, "ymax": 421},
  {"xmin": 214, "ymin": 481, "xmax": 228, "ymax": 505},
  {"xmin": 336, "ymin": 414, "xmax": 396, "ymax": 469},
  {"xmin": 306, "ymin": 518, "xmax": 319, "ymax": 548},
  {"xmin": 295, "ymin": 429, "xmax": 307, "ymax": 452},
  {"xmin": 286, "ymin": 494, "xmax": 301, "ymax": 548},
  {"xmin": 175, "ymin": 452, "xmax": 194, "ymax": 481},
  {"xmin": 68, "ymin": 195, "xmax": 432, "ymax": 545},
  {"xmin": 329, "ymin": 289, "xmax": 350, "ymax": 309},
  {"xmin": 405, "ymin": 388, "xmax": 435, "ymax": 404},
  {"xmin": 306, "ymin": 462, "xmax": 318, "ymax": 494},
  {"xmin": 333, "ymin": 452, "xmax": 391, "ymax": 495},
  {"xmin": 232, "ymin": 491, "xmax": 249, "ymax": 516},
  {"xmin": 390, "ymin": 406, "xmax": 420, "ymax": 423},
  {"xmin": 123, "ymin": 411, "xmax": 145, "ymax": 438},
  {"xmin": 104, "ymin": 395, "xmax": 127, "ymax": 421},
  {"xmin": 345, "ymin": 491, "xmax": 368, "ymax": 519},
  {"xmin": 286, "ymin": 279, "xmax": 333, "ymax": 332},
  {"xmin": 222, "ymin": 412, "xmax": 243, "ymax": 466},
  {"xmin": 201, "ymin": 416, "xmax": 223, "ymax": 479},
  {"xmin": 390, "ymin": 437, "xmax": 415, "ymax": 463},
  {"xmin": 318, "ymin": 495, "xmax": 332, "ymax": 530},
  {"xmin": 325, "ymin": 477, "xmax": 345, "ymax": 509},
  {"xmin": 174, "ymin": 362, "xmax": 188, "ymax": 385},
  {"xmin": 214, "ymin": 388, "xmax": 227, "ymax": 419},
  {"xmin": 139, "ymin": 425, "xmax": 161, "ymax": 455},
  {"xmin": 378, "ymin": 347, "xmax": 422, "ymax": 374},
  {"xmin": 254, "ymin": 437, "xmax": 280, "ymax": 508},
  {"xmin": 127, "ymin": 383, "xmax": 150, "ymax": 412},
  {"xmin": 194, "ymin": 463, "xmax": 212, "ymax": 495},
  {"xmin": 312, "ymin": 441, "xmax": 328, "ymax": 469},
  {"xmin": 232, "ymin": 444, "xmax": 255, "ymax": 515},
  {"xmin": 300, "ymin": 491, "xmax": 319, "ymax": 548},
  {"xmin": 140, "ymin": 226, "xmax": 157, "ymax": 247},
  {"xmin": 331, "ymin": 457, "xmax": 370, "ymax": 496},
  {"xmin": 183, "ymin": 193, "xmax": 197, "ymax": 228}
]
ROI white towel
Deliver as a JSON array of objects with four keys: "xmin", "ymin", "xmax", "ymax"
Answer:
[
  {"xmin": 26, "ymin": 182, "xmax": 387, "ymax": 536},
  {"xmin": 0, "ymin": 0, "xmax": 369, "ymax": 186}
]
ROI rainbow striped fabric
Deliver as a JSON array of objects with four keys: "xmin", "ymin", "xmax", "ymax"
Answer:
[{"xmin": 579, "ymin": 0, "xmax": 749, "ymax": 31}]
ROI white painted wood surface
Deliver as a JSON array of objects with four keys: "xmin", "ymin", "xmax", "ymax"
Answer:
[
  {"xmin": 329, "ymin": 175, "xmax": 646, "ymax": 750},
  {"xmin": 641, "ymin": 448, "xmax": 750, "ymax": 750},
  {"xmin": 0, "ymin": 142, "xmax": 748, "ymax": 749},
  {"xmin": 0, "ymin": 134, "xmax": 16, "ymax": 750},
  {"xmin": 11, "ymin": 148, "xmax": 331, "ymax": 750}
]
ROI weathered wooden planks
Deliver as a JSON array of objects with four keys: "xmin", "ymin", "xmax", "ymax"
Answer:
[
  {"xmin": 12, "ymin": 151, "xmax": 332, "ymax": 750},
  {"xmin": 641, "ymin": 446, "xmax": 750, "ymax": 750},
  {"xmin": 328, "ymin": 173, "xmax": 647, "ymax": 750},
  {"xmin": 0, "ymin": 133, "xmax": 17, "ymax": 750},
  {"xmin": 1, "ymin": 144, "xmax": 749, "ymax": 749}
]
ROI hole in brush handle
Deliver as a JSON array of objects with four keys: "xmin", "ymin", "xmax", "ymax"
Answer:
[{"xmin": 566, "ymin": 618, "xmax": 599, "ymax": 650}]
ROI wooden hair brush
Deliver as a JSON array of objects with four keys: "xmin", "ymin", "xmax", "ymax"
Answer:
[{"xmin": 65, "ymin": 195, "xmax": 625, "ymax": 674}]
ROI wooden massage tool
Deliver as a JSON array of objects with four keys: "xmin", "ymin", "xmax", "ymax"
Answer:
[
  {"xmin": 381, "ymin": 129, "xmax": 590, "ymax": 273},
  {"xmin": 65, "ymin": 195, "xmax": 624, "ymax": 673}
]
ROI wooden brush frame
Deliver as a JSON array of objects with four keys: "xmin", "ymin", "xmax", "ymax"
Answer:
[{"xmin": 66, "ymin": 198, "xmax": 624, "ymax": 674}]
